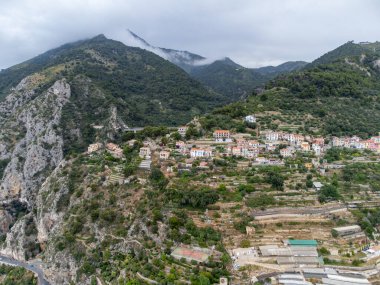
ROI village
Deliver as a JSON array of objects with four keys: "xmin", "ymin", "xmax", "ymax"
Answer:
[{"xmin": 85, "ymin": 114, "xmax": 380, "ymax": 285}]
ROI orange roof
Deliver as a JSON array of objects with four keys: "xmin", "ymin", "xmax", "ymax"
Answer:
[{"xmin": 214, "ymin": 130, "xmax": 230, "ymax": 133}]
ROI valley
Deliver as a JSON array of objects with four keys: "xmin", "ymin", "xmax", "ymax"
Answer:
[{"xmin": 0, "ymin": 32, "xmax": 379, "ymax": 285}]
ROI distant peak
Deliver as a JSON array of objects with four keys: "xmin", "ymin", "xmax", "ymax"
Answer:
[{"xmin": 91, "ymin": 34, "xmax": 108, "ymax": 41}]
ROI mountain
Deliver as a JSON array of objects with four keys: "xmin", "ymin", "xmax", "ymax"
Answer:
[
  {"xmin": 254, "ymin": 61, "xmax": 308, "ymax": 76},
  {"xmin": 119, "ymin": 31, "xmax": 309, "ymax": 99},
  {"xmin": 200, "ymin": 41, "xmax": 380, "ymax": 138},
  {"xmin": 189, "ymin": 57, "xmax": 268, "ymax": 100},
  {"xmin": 0, "ymin": 34, "xmax": 226, "ymax": 153},
  {"xmin": 0, "ymin": 33, "xmax": 225, "ymax": 261},
  {"xmin": 308, "ymin": 41, "xmax": 380, "ymax": 68}
]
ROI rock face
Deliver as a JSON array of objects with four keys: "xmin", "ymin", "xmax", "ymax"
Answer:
[{"xmin": 0, "ymin": 78, "xmax": 71, "ymax": 261}]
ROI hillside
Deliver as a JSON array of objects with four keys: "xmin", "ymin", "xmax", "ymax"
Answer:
[
  {"xmin": 307, "ymin": 40, "xmax": 380, "ymax": 68},
  {"xmin": 117, "ymin": 31, "xmax": 309, "ymax": 100},
  {"xmin": 0, "ymin": 34, "xmax": 222, "ymax": 122},
  {"xmin": 201, "ymin": 44, "xmax": 380, "ymax": 138},
  {"xmin": 189, "ymin": 58, "xmax": 268, "ymax": 100},
  {"xmin": 254, "ymin": 61, "xmax": 308, "ymax": 76}
]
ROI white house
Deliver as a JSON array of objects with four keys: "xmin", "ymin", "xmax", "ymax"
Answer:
[
  {"xmin": 280, "ymin": 147, "xmax": 293, "ymax": 157},
  {"xmin": 159, "ymin": 150, "xmax": 170, "ymax": 160},
  {"xmin": 266, "ymin": 132, "xmax": 280, "ymax": 141},
  {"xmin": 213, "ymin": 130, "xmax": 232, "ymax": 142},
  {"xmin": 313, "ymin": 182, "xmax": 323, "ymax": 191},
  {"xmin": 312, "ymin": 144, "xmax": 322, "ymax": 156},
  {"xmin": 244, "ymin": 115, "xmax": 256, "ymax": 123},
  {"xmin": 190, "ymin": 148, "xmax": 212, "ymax": 158},
  {"xmin": 178, "ymin": 126, "xmax": 188, "ymax": 137},
  {"xmin": 139, "ymin": 147, "xmax": 151, "ymax": 158}
]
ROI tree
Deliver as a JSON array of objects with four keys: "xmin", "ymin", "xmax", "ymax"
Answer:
[
  {"xmin": 319, "ymin": 184, "xmax": 340, "ymax": 203},
  {"xmin": 149, "ymin": 168, "xmax": 168, "ymax": 190},
  {"xmin": 266, "ymin": 171, "xmax": 284, "ymax": 191}
]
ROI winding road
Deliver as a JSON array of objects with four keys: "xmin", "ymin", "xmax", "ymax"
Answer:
[{"xmin": 0, "ymin": 255, "xmax": 50, "ymax": 285}]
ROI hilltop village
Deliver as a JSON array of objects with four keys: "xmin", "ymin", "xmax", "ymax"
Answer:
[{"xmin": 80, "ymin": 113, "xmax": 380, "ymax": 285}]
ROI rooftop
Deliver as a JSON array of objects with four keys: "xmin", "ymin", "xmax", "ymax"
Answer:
[{"xmin": 288, "ymin": 239, "xmax": 318, "ymax": 247}]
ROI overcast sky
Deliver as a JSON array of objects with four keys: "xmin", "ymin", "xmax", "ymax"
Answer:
[{"xmin": 1, "ymin": 0, "xmax": 380, "ymax": 69}]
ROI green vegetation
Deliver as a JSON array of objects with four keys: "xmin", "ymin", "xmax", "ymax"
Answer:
[
  {"xmin": 0, "ymin": 264, "xmax": 37, "ymax": 285},
  {"xmin": 318, "ymin": 184, "xmax": 340, "ymax": 203},
  {"xmin": 0, "ymin": 159, "xmax": 10, "ymax": 179},
  {"xmin": 0, "ymin": 35, "xmax": 225, "ymax": 155},
  {"xmin": 352, "ymin": 208, "xmax": 380, "ymax": 239},
  {"xmin": 246, "ymin": 194, "xmax": 276, "ymax": 208}
]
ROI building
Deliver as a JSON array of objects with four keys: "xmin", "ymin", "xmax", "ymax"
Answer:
[
  {"xmin": 106, "ymin": 143, "xmax": 123, "ymax": 158},
  {"xmin": 312, "ymin": 143, "xmax": 322, "ymax": 156},
  {"xmin": 277, "ymin": 273, "xmax": 312, "ymax": 285},
  {"xmin": 287, "ymin": 239, "xmax": 318, "ymax": 247},
  {"xmin": 178, "ymin": 126, "xmax": 188, "ymax": 137},
  {"xmin": 219, "ymin": 277, "xmax": 228, "ymax": 285},
  {"xmin": 213, "ymin": 130, "xmax": 231, "ymax": 142},
  {"xmin": 266, "ymin": 131, "xmax": 280, "ymax": 141},
  {"xmin": 332, "ymin": 225, "xmax": 362, "ymax": 237},
  {"xmin": 313, "ymin": 137, "xmax": 325, "ymax": 146},
  {"xmin": 301, "ymin": 142, "xmax": 310, "ymax": 152},
  {"xmin": 322, "ymin": 274, "xmax": 370, "ymax": 285},
  {"xmin": 139, "ymin": 147, "xmax": 151, "ymax": 158},
  {"xmin": 313, "ymin": 182, "xmax": 323, "ymax": 191},
  {"xmin": 244, "ymin": 115, "xmax": 256, "ymax": 123},
  {"xmin": 88, "ymin": 143, "xmax": 102, "ymax": 154},
  {"xmin": 159, "ymin": 150, "xmax": 170, "ymax": 160},
  {"xmin": 280, "ymin": 147, "xmax": 293, "ymax": 157},
  {"xmin": 139, "ymin": 159, "xmax": 151, "ymax": 170},
  {"xmin": 190, "ymin": 148, "xmax": 212, "ymax": 158}
]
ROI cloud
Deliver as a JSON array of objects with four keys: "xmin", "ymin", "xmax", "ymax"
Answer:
[{"xmin": 0, "ymin": 0, "xmax": 380, "ymax": 69}]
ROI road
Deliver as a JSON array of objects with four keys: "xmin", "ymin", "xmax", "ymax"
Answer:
[{"xmin": 0, "ymin": 255, "xmax": 50, "ymax": 285}]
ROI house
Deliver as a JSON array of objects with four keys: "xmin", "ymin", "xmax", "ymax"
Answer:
[
  {"xmin": 176, "ymin": 140, "xmax": 185, "ymax": 147},
  {"xmin": 106, "ymin": 143, "xmax": 123, "ymax": 158},
  {"xmin": 313, "ymin": 137, "xmax": 325, "ymax": 146},
  {"xmin": 231, "ymin": 147, "xmax": 242, "ymax": 156},
  {"xmin": 248, "ymin": 140, "xmax": 260, "ymax": 148},
  {"xmin": 313, "ymin": 181, "xmax": 323, "ymax": 191},
  {"xmin": 243, "ymin": 147, "xmax": 259, "ymax": 158},
  {"xmin": 312, "ymin": 144, "xmax": 322, "ymax": 156},
  {"xmin": 265, "ymin": 143, "xmax": 277, "ymax": 151},
  {"xmin": 280, "ymin": 147, "xmax": 293, "ymax": 157},
  {"xmin": 159, "ymin": 150, "xmax": 170, "ymax": 160},
  {"xmin": 294, "ymin": 134, "xmax": 305, "ymax": 145},
  {"xmin": 139, "ymin": 147, "xmax": 151, "ymax": 158},
  {"xmin": 304, "ymin": 163, "xmax": 313, "ymax": 170},
  {"xmin": 220, "ymin": 277, "xmax": 228, "ymax": 285},
  {"xmin": 190, "ymin": 148, "xmax": 212, "ymax": 158},
  {"xmin": 255, "ymin": 157, "xmax": 268, "ymax": 164},
  {"xmin": 88, "ymin": 143, "xmax": 103, "ymax": 154},
  {"xmin": 371, "ymin": 135, "xmax": 380, "ymax": 144},
  {"xmin": 300, "ymin": 142, "xmax": 310, "ymax": 152},
  {"xmin": 213, "ymin": 130, "xmax": 231, "ymax": 142},
  {"xmin": 178, "ymin": 126, "xmax": 188, "ymax": 137},
  {"xmin": 198, "ymin": 161, "xmax": 209, "ymax": 169},
  {"xmin": 266, "ymin": 131, "xmax": 280, "ymax": 141},
  {"xmin": 244, "ymin": 115, "xmax": 256, "ymax": 123}
]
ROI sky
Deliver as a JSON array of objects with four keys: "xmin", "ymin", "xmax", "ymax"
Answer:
[{"xmin": 1, "ymin": 0, "xmax": 380, "ymax": 69}]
